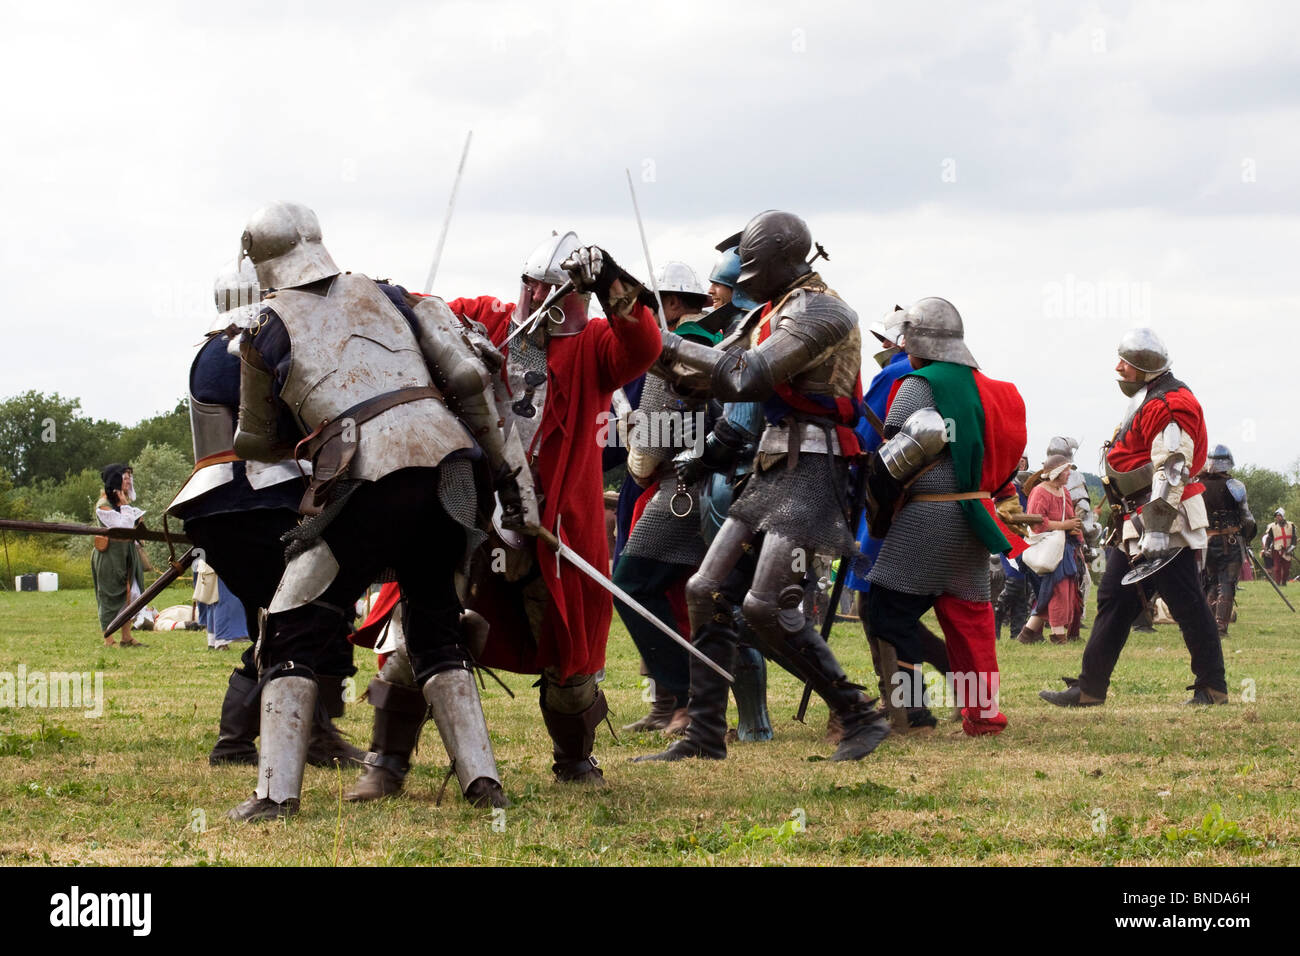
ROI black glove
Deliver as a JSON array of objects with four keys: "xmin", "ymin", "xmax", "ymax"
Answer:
[{"xmin": 677, "ymin": 418, "xmax": 750, "ymax": 484}]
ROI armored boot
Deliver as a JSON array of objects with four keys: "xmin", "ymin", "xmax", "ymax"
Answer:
[
  {"xmin": 227, "ymin": 674, "xmax": 316, "ymax": 822},
  {"xmin": 344, "ymin": 677, "xmax": 427, "ymax": 802},
  {"xmin": 540, "ymin": 679, "xmax": 609, "ymax": 785},
  {"xmin": 621, "ymin": 682, "xmax": 678, "ymax": 733},
  {"xmin": 783, "ymin": 627, "xmax": 890, "ymax": 761},
  {"xmin": 424, "ymin": 667, "xmax": 509, "ymax": 808},
  {"xmin": 732, "ymin": 644, "xmax": 773, "ymax": 742},
  {"xmin": 633, "ymin": 630, "xmax": 737, "ymax": 762},
  {"xmin": 209, "ymin": 670, "xmax": 260, "ymax": 766},
  {"xmin": 307, "ymin": 674, "xmax": 365, "ymax": 768}
]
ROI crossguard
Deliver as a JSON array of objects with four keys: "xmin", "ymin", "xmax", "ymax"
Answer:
[{"xmin": 511, "ymin": 370, "xmax": 547, "ymax": 418}]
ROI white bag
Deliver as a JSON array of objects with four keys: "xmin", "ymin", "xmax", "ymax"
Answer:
[
  {"xmin": 1020, "ymin": 486, "xmax": 1069, "ymax": 574},
  {"xmin": 1020, "ymin": 529, "xmax": 1065, "ymax": 574}
]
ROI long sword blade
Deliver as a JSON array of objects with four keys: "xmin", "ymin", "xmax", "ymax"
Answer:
[
  {"xmin": 1243, "ymin": 541, "xmax": 1295, "ymax": 612},
  {"xmin": 535, "ymin": 528, "xmax": 733, "ymax": 682},
  {"xmin": 624, "ymin": 169, "xmax": 668, "ymax": 332},
  {"xmin": 423, "ymin": 129, "xmax": 473, "ymax": 295}
]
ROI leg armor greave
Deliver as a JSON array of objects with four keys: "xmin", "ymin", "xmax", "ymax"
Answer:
[
  {"xmin": 732, "ymin": 644, "xmax": 773, "ymax": 742},
  {"xmin": 422, "ymin": 666, "xmax": 508, "ymax": 808}
]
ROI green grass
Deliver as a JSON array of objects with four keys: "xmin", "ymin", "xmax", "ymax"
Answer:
[{"xmin": 0, "ymin": 578, "xmax": 1296, "ymax": 866}]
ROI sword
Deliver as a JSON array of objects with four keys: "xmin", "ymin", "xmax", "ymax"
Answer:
[
  {"xmin": 1241, "ymin": 539, "xmax": 1295, "ymax": 612},
  {"xmin": 624, "ymin": 169, "xmax": 668, "ymax": 333},
  {"xmin": 102, "ymin": 546, "xmax": 199, "ymax": 637},
  {"xmin": 0, "ymin": 518, "xmax": 192, "ymax": 545},
  {"xmin": 532, "ymin": 523, "xmax": 733, "ymax": 682},
  {"xmin": 423, "ymin": 129, "xmax": 472, "ymax": 295}
]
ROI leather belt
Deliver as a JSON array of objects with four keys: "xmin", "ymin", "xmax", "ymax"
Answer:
[{"xmin": 910, "ymin": 491, "xmax": 990, "ymax": 503}]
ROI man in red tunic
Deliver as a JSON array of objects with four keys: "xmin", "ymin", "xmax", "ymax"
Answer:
[
  {"xmin": 1041, "ymin": 328, "xmax": 1226, "ymax": 708},
  {"xmin": 448, "ymin": 235, "xmax": 661, "ymax": 783}
]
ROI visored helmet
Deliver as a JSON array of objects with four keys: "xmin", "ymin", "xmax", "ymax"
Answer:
[
  {"xmin": 212, "ymin": 256, "xmax": 261, "ymax": 330},
  {"xmin": 720, "ymin": 210, "xmax": 812, "ymax": 304}
]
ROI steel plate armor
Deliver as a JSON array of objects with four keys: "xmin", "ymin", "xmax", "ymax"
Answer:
[{"xmin": 267, "ymin": 273, "xmax": 473, "ymax": 481}]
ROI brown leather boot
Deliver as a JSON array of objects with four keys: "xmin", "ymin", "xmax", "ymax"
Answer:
[
  {"xmin": 621, "ymin": 683, "xmax": 677, "ymax": 732},
  {"xmin": 541, "ymin": 691, "xmax": 608, "ymax": 784},
  {"xmin": 344, "ymin": 677, "xmax": 427, "ymax": 802},
  {"xmin": 662, "ymin": 707, "xmax": 691, "ymax": 737}
]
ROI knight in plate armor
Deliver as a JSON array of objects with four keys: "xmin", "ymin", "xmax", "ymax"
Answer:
[
  {"xmin": 225, "ymin": 201, "xmax": 510, "ymax": 820},
  {"xmin": 167, "ymin": 257, "xmax": 362, "ymax": 772},
  {"xmin": 1198, "ymin": 444, "xmax": 1256, "ymax": 636},
  {"xmin": 1040, "ymin": 328, "xmax": 1227, "ymax": 708},
  {"xmin": 634, "ymin": 210, "xmax": 892, "ymax": 764}
]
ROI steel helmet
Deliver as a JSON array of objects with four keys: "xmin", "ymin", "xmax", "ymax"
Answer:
[{"xmin": 240, "ymin": 201, "xmax": 340, "ymax": 290}]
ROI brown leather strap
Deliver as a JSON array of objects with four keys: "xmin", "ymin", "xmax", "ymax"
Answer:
[
  {"xmin": 910, "ymin": 491, "xmax": 991, "ymax": 502},
  {"xmin": 1207, "ymin": 526, "xmax": 1240, "ymax": 537},
  {"xmin": 297, "ymin": 385, "xmax": 443, "ymax": 462}
]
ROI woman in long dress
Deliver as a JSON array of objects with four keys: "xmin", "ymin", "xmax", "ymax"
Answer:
[{"xmin": 91, "ymin": 463, "xmax": 149, "ymax": 647}]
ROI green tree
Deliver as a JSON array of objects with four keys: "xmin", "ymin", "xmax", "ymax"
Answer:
[
  {"xmin": 131, "ymin": 442, "xmax": 192, "ymax": 567},
  {"xmin": 0, "ymin": 391, "xmax": 121, "ymax": 485},
  {"xmin": 1235, "ymin": 465, "xmax": 1291, "ymax": 523},
  {"xmin": 111, "ymin": 398, "xmax": 192, "ymax": 464}
]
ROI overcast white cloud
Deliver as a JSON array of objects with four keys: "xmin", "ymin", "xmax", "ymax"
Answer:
[{"xmin": 1, "ymin": 0, "xmax": 1296, "ymax": 470}]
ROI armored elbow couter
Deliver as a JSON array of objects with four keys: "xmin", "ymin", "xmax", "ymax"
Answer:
[
  {"xmin": 233, "ymin": 341, "xmax": 295, "ymax": 462},
  {"xmin": 878, "ymin": 408, "xmax": 949, "ymax": 480}
]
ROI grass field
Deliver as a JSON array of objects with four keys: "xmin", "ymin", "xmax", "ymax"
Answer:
[{"xmin": 0, "ymin": 578, "xmax": 1296, "ymax": 866}]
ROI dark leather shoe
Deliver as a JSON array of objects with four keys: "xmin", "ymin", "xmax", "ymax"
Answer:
[
  {"xmin": 1184, "ymin": 686, "xmax": 1229, "ymax": 705},
  {"xmin": 227, "ymin": 796, "xmax": 299, "ymax": 822},
  {"xmin": 1038, "ymin": 685, "xmax": 1104, "ymax": 707},
  {"xmin": 829, "ymin": 709, "xmax": 891, "ymax": 761},
  {"xmin": 631, "ymin": 738, "xmax": 722, "ymax": 762}
]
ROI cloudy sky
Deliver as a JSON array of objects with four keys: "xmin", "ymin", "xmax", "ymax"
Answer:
[{"xmin": 2, "ymin": 0, "xmax": 1297, "ymax": 471}]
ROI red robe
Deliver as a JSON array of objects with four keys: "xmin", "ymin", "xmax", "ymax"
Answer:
[{"xmin": 448, "ymin": 295, "xmax": 661, "ymax": 679}]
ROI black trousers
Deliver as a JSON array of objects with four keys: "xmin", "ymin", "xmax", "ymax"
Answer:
[
  {"xmin": 261, "ymin": 469, "xmax": 465, "ymax": 685},
  {"xmin": 185, "ymin": 508, "xmax": 355, "ymax": 681},
  {"xmin": 1077, "ymin": 547, "xmax": 1225, "ymax": 699}
]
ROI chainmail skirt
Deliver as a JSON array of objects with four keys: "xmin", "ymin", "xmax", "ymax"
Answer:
[{"xmin": 726, "ymin": 452, "xmax": 856, "ymax": 555}]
